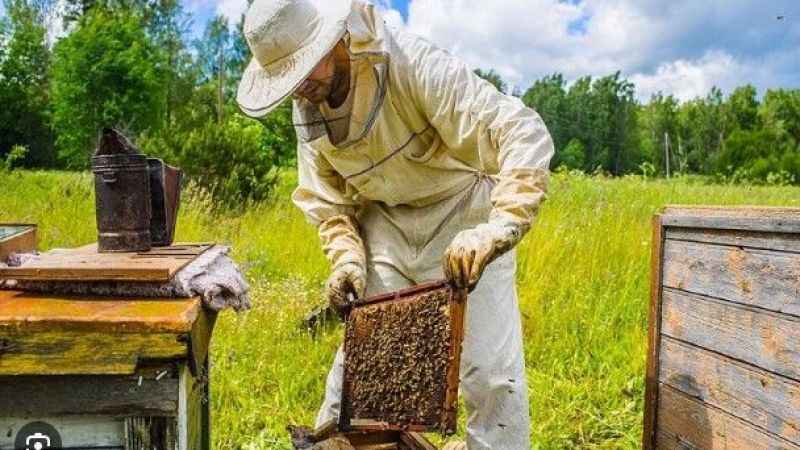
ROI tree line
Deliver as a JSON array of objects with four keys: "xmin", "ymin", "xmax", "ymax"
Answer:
[{"xmin": 2, "ymin": 0, "xmax": 799, "ymax": 204}]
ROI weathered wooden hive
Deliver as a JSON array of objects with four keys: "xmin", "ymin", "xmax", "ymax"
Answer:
[
  {"xmin": 644, "ymin": 206, "xmax": 800, "ymax": 449},
  {"xmin": 0, "ymin": 243, "xmax": 218, "ymax": 450}
]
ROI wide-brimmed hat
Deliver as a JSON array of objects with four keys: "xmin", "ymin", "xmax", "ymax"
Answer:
[{"xmin": 236, "ymin": 0, "xmax": 353, "ymax": 118}]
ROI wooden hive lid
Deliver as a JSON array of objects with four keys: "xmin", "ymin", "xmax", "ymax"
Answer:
[{"xmin": 0, "ymin": 242, "xmax": 213, "ymax": 282}]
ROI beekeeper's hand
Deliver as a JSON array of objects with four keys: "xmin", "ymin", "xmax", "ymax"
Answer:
[
  {"xmin": 325, "ymin": 262, "xmax": 366, "ymax": 318},
  {"xmin": 443, "ymin": 222, "xmax": 522, "ymax": 291}
]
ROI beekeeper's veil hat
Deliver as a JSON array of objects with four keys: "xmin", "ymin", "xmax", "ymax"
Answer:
[{"xmin": 236, "ymin": 0, "xmax": 352, "ymax": 118}]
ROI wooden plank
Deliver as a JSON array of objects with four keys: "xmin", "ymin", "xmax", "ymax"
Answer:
[
  {"xmin": 0, "ymin": 243, "xmax": 212, "ymax": 282},
  {"xmin": 0, "ymin": 291, "xmax": 201, "ymax": 334},
  {"xmin": 0, "ymin": 370, "xmax": 179, "ymax": 417},
  {"xmin": 643, "ymin": 214, "xmax": 665, "ymax": 450},
  {"xmin": 667, "ymin": 227, "xmax": 800, "ymax": 253},
  {"xmin": 443, "ymin": 286, "xmax": 466, "ymax": 433},
  {"xmin": 662, "ymin": 239, "xmax": 800, "ymax": 316},
  {"xmin": 0, "ymin": 329, "xmax": 188, "ymax": 375},
  {"xmin": 660, "ymin": 336, "xmax": 800, "ymax": 443},
  {"xmin": 661, "ymin": 205, "xmax": 800, "ymax": 233},
  {"xmin": 0, "ymin": 415, "xmax": 125, "ymax": 449},
  {"xmin": 661, "ymin": 288, "xmax": 800, "ymax": 382},
  {"xmin": 656, "ymin": 384, "xmax": 800, "ymax": 450}
]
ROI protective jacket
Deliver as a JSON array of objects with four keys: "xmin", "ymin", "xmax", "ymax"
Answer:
[{"xmin": 291, "ymin": 2, "xmax": 555, "ymax": 449}]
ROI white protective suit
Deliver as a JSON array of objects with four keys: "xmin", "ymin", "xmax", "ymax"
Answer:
[{"xmin": 290, "ymin": 2, "xmax": 555, "ymax": 449}]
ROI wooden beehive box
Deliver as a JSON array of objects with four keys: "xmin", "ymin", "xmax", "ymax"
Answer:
[
  {"xmin": 643, "ymin": 206, "xmax": 800, "ymax": 449},
  {"xmin": 0, "ymin": 291, "xmax": 216, "ymax": 450},
  {"xmin": 0, "ymin": 224, "xmax": 37, "ymax": 261},
  {"xmin": 340, "ymin": 281, "xmax": 466, "ymax": 435}
]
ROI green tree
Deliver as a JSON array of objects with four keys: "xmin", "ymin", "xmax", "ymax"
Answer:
[
  {"xmin": 560, "ymin": 138, "xmax": 586, "ymax": 170},
  {"xmin": 50, "ymin": 7, "xmax": 166, "ymax": 168},
  {"xmin": 760, "ymin": 89, "xmax": 800, "ymax": 142},
  {"xmin": 523, "ymin": 73, "xmax": 568, "ymax": 166},
  {"xmin": 677, "ymin": 87, "xmax": 726, "ymax": 174},
  {"xmin": 717, "ymin": 127, "xmax": 799, "ymax": 183},
  {"xmin": 726, "ymin": 84, "xmax": 760, "ymax": 131},
  {"xmin": 639, "ymin": 93, "xmax": 679, "ymax": 176},
  {"xmin": 0, "ymin": 0, "xmax": 54, "ymax": 166}
]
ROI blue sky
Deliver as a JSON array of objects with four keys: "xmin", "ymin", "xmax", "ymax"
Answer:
[
  {"xmin": 3, "ymin": 0, "xmax": 797, "ymax": 101},
  {"xmin": 183, "ymin": 0, "xmax": 797, "ymax": 101}
]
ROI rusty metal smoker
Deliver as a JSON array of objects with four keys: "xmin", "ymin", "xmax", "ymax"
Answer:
[{"xmin": 92, "ymin": 128, "xmax": 182, "ymax": 252}]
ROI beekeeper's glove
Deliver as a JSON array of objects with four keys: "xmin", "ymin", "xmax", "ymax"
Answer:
[
  {"xmin": 443, "ymin": 221, "xmax": 522, "ymax": 291},
  {"xmin": 325, "ymin": 262, "xmax": 366, "ymax": 318}
]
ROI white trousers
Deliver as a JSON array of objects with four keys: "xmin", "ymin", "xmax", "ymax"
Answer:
[{"xmin": 315, "ymin": 175, "xmax": 531, "ymax": 450}]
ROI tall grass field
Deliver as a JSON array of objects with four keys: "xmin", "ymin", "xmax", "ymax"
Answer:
[{"xmin": 1, "ymin": 169, "xmax": 799, "ymax": 449}]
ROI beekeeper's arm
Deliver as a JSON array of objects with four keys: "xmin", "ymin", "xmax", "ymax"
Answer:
[
  {"xmin": 407, "ymin": 40, "xmax": 555, "ymax": 290},
  {"xmin": 292, "ymin": 142, "xmax": 366, "ymax": 315}
]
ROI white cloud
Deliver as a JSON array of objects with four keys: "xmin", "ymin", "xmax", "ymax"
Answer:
[
  {"xmin": 378, "ymin": 0, "xmax": 799, "ymax": 102},
  {"xmin": 216, "ymin": 0, "xmax": 248, "ymax": 23},
  {"xmin": 630, "ymin": 51, "xmax": 747, "ymax": 102}
]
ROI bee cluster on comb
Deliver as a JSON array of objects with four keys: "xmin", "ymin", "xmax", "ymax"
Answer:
[{"xmin": 340, "ymin": 281, "xmax": 466, "ymax": 435}]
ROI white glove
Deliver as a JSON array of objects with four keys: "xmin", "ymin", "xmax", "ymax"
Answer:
[
  {"xmin": 325, "ymin": 262, "xmax": 367, "ymax": 318},
  {"xmin": 443, "ymin": 222, "xmax": 523, "ymax": 291}
]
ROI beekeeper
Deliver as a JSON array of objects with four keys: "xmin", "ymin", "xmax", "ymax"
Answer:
[{"xmin": 237, "ymin": 0, "xmax": 554, "ymax": 448}]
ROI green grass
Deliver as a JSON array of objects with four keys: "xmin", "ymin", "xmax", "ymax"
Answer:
[{"xmin": 1, "ymin": 169, "xmax": 799, "ymax": 449}]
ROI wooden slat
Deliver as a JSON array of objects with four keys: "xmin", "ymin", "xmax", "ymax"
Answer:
[
  {"xmin": 0, "ymin": 370, "xmax": 179, "ymax": 417},
  {"xmin": 0, "ymin": 243, "xmax": 213, "ymax": 282},
  {"xmin": 0, "ymin": 329, "xmax": 187, "ymax": 375},
  {"xmin": 661, "ymin": 206, "xmax": 800, "ymax": 233},
  {"xmin": 663, "ymin": 239, "xmax": 800, "ymax": 316},
  {"xmin": 0, "ymin": 291, "xmax": 201, "ymax": 334},
  {"xmin": 660, "ymin": 337, "xmax": 800, "ymax": 443},
  {"xmin": 667, "ymin": 227, "xmax": 800, "ymax": 253},
  {"xmin": 643, "ymin": 214, "xmax": 665, "ymax": 450},
  {"xmin": 661, "ymin": 288, "xmax": 800, "ymax": 381},
  {"xmin": 656, "ymin": 384, "xmax": 800, "ymax": 450}
]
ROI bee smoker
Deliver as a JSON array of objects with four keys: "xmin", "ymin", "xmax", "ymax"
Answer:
[{"xmin": 92, "ymin": 128, "xmax": 182, "ymax": 252}]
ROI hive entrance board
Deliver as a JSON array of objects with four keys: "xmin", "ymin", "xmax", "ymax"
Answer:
[
  {"xmin": 0, "ymin": 243, "xmax": 212, "ymax": 282},
  {"xmin": 340, "ymin": 280, "xmax": 466, "ymax": 435}
]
